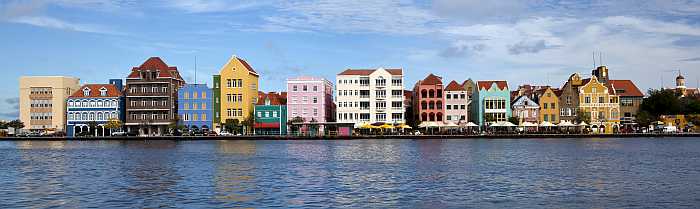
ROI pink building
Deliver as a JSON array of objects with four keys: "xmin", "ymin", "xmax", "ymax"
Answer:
[{"xmin": 286, "ymin": 76, "xmax": 335, "ymax": 123}]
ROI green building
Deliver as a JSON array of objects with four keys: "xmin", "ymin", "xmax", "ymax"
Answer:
[{"xmin": 254, "ymin": 92, "xmax": 287, "ymax": 135}]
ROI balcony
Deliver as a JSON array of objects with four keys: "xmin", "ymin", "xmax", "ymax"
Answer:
[{"xmin": 126, "ymin": 92, "xmax": 171, "ymax": 97}]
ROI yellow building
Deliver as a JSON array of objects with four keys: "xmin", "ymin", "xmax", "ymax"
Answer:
[
  {"xmin": 660, "ymin": 115, "xmax": 699, "ymax": 132},
  {"xmin": 578, "ymin": 76, "xmax": 621, "ymax": 133},
  {"xmin": 19, "ymin": 76, "xmax": 80, "ymax": 133},
  {"xmin": 535, "ymin": 87, "xmax": 560, "ymax": 124},
  {"xmin": 215, "ymin": 56, "xmax": 259, "ymax": 126}
]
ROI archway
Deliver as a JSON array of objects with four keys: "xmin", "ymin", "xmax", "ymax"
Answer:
[
  {"xmin": 599, "ymin": 125, "xmax": 606, "ymax": 134},
  {"xmin": 429, "ymin": 113, "xmax": 435, "ymax": 121},
  {"xmin": 436, "ymin": 112, "xmax": 444, "ymax": 121},
  {"xmin": 421, "ymin": 113, "xmax": 428, "ymax": 121},
  {"xmin": 428, "ymin": 89, "xmax": 435, "ymax": 98},
  {"xmin": 421, "ymin": 89, "xmax": 427, "ymax": 98},
  {"xmin": 591, "ymin": 125, "xmax": 598, "ymax": 133}
]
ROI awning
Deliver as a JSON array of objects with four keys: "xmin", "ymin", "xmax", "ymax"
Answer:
[{"xmin": 254, "ymin": 122, "xmax": 280, "ymax": 129}]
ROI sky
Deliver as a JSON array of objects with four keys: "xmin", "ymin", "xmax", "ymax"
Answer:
[{"xmin": 1, "ymin": 0, "xmax": 700, "ymax": 120}]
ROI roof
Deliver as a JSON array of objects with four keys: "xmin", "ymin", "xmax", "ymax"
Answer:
[
  {"xmin": 69, "ymin": 84, "xmax": 122, "ymax": 98},
  {"xmin": 609, "ymin": 80, "xmax": 644, "ymax": 97},
  {"xmin": 337, "ymin": 68, "xmax": 403, "ymax": 76},
  {"xmin": 404, "ymin": 90, "xmax": 413, "ymax": 98},
  {"xmin": 235, "ymin": 57, "xmax": 258, "ymax": 75},
  {"xmin": 256, "ymin": 92, "xmax": 287, "ymax": 105},
  {"xmin": 419, "ymin": 74, "xmax": 443, "ymax": 85},
  {"xmin": 444, "ymin": 80, "xmax": 464, "ymax": 91},
  {"xmin": 477, "ymin": 80, "xmax": 508, "ymax": 91},
  {"xmin": 128, "ymin": 57, "xmax": 183, "ymax": 80}
]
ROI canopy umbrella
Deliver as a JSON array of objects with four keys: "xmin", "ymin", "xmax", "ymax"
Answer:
[
  {"xmin": 395, "ymin": 124, "xmax": 412, "ymax": 129},
  {"xmin": 539, "ymin": 121, "xmax": 556, "ymax": 127},
  {"xmin": 361, "ymin": 123, "xmax": 378, "ymax": 129},
  {"xmin": 379, "ymin": 123, "xmax": 394, "ymax": 129},
  {"xmin": 464, "ymin": 122, "xmax": 479, "ymax": 127},
  {"xmin": 443, "ymin": 121, "xmax": 460, "ymax": 129},
  {"xmin": 558, "ymin": 121, "xmax": 575, "ymax": 127},
  {"xmin": 521, "ymin": 122, "xmax": 538, "ymax": 127},
  {"xmin": 578, "ymin": 121, "xmax": 589, "ymax": 126},
  {"xmin": 419, "ymin": 121, "xmax": 439, "ymax": 128}
]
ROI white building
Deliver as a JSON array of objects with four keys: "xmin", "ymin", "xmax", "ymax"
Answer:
[{"xmin": 336, "ymin": 68, "xmax": 405, "ymax": 126}]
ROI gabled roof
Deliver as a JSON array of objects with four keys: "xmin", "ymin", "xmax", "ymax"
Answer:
[
  {"xmin": 337, "ymin": 68, "xmax": 403, "ymax": 76},
  {"xmin": 256, "ymin": 92, "xmax": 287, "ymax": 105},
  {"xmin": 128, "ymin": 57, "xmax": 183, "ymax": 80},
  {"xmin": 609, "ymin": 80, "xmax": 644, "ymax": 97},
  {"xmin": 235, "ymin": 56, "xmax": 258, "ymax": 75},
  {"xmin": 477, "ymin": 80, "xmax": 508, "ymax": 91},
  {"xmin": 444, "ymin": 80, "xmax": 464, "ymax": 91},
  {"xmin": 419, "ymin": 74, "xmax": 443, "ymax": 85},
  {"xmin": 512, "ymin": 95, "xmax": 540, "ymax": 107},
  {"xmin": 69, "ymin": 84, "xmax": 122, "ymax": 98}
]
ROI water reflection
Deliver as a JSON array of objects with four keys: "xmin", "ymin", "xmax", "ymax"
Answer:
[{"xmin": 0, "ymin": 138, "xmax": 699, "ymax": 208}]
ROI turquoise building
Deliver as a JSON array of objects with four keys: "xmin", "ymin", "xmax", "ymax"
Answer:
[
  {"xmin": 178, "ymin": 84, "xmax": 213, "ymax": 130},
  {"xmin": 471, "ymin": 81, "xmax": 511, "ymax": 126},
  {"xmin": 254, "ymin": 92, "xmax": 287, "ymax": 135}
]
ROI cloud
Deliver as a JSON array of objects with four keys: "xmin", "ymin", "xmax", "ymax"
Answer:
[
  {"xmin": 0, "ymin": 97, "xmax": 20, "ymax": 119},
  {"xmin": 440, "ymin": 40, "xmax": 485, "ymax": 58},
  {"xmin": 8, "ymin": 16, "xmax": 124, "ymax": 35},
  {"xmin": 166, "ymin": 0, "xmax": 274, "ymax": 13},
  {"xmin": 680, "ymin": 57, "xmax": 700, "ymax": 62},
  {"xmin": 0, "ymin": 0, "xmax": 127, "ymax": 35},
  {"xmin": 0, "ymin": 111, "xmax": 19, "ymax": 119},
  {"xmin": 508, "ymin": 40, "xmax": 561, "ymax": 55}
]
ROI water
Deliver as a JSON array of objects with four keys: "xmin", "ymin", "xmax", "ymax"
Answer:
[{"xmin": 1, "ymin": 138, "xmax": 699, "ymax": 208}]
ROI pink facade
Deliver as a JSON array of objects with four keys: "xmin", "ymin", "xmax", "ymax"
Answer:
[{"xmin": 286, "ymin": 76, "xmax": 335, "ymax": 123}]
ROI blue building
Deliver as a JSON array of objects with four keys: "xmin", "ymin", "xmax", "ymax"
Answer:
[
  {"xmin": 471, "ymin": 81, "xmax": 511, "ymax": 127},
  {"xmin": 66, "ymin": 83, "xmax": 125, "ymax": 137},
  {"xmin": 178, "ymin": 84, "xmax": 213, "ymax": 130}
]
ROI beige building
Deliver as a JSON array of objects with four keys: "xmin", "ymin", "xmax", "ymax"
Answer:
[{"xmin": 19, "ymin": 76, "xmax": 80, "ymax": 133}]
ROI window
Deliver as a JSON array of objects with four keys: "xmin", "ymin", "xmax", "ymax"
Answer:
[
  {"xmin": 544, "ymin": 114, "xmax": 549, "ymax": 122},
  {"xmin": 360, "ymin": 90, "xmax": 370, "ymax": 98},
  {"xmin": 446, "ymin": 94, "xmax": 451, "ymax": 99},
  {"xmin": 360, "ymin": 102, "xmax": 370, "ymax": 110},
  {"xmin": 447, "ymin": 105, "xmax": 452, "ymax": 110},
  {"xmin": 313, "ymin": 108, "xmax": 318, "ymax": 116},
  {"xmin": 193, "ymin": 92, "xmax": 198, "ymax": 98},
  {"xmin": 202, "ymin": 103, "xmax": 207, "ymax": 109},
  {"xmin": 313, "ymin": 85, "xmax": 318, "ymax": 91},
  {"xmin": 599, "ymin": 97, "xmax": 604, "ymax": 103},
  {"xmin": 392, "ymin": 113, "xmax": 402, "ymax": 121},
  {"xmin": 543, "ymin": 103, "xmax": 548, "ymax": 109},
  {"xmin": 392, "ymin": 78, "xmax": 402, "ymax": 86},
  {"xmin": 585, "ymin": 97, "xmax": 591, "ymax": 103},
  {"xmin": 83, "ymin": 88, "xmax": 90, "ymax": 96},
  {"xmin": 376, "ymin": 113, "xmax": 386, "ymax": 121},
  {"xmin": 566, "ymin": 96, "xmax": 572, "ymax": 105},
  {"xmin": 550, "ymin": 103, "xmax": 556, "ymax": 109},
  {"xmin": 592, "ymin": 87, "xmax": 597, "ymax": 93},
  {"xmin": 376, "ymin": 90, "xmax": 386, "ymax": 98},
  {"xmin": 272, "ymin": 111, "xmax": 278, "ymax": 118},
  {"xmin": 313, "ymin": 97, "xmax": 318, "ymax": 104},
  {"xmin": 184, "ymin": 92, "xmax": 189, "ymax": 99},
  {"xmin": 359, "ymin": 78, "xmax": 370, "ymax": 86},
  {"xmin": 264, "ymin": 112, "xmax": 270, "ymax": 118},
  {"xmin": 392, "ymin": 90, "xmax": 402, "ymax": 98},
  {"xmin": 375, "ymin": 77, "xmax": 386, "ymax": 86},
  {"xmin": 202, "ymin": 92, "xmax": 207, "ymax": 98},
  {"xmin": 392, "ymin": 101, "xmax": 402, "ymax": 109},
  {"xmin": 303, "ymin": 85, "xmax": 308, "ymax": 91},
  {"xmin": 376, "ymin": 102, "xmax": 386, "ymax": 109}
]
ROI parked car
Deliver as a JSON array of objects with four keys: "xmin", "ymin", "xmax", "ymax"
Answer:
[
  {"xmin": 206, "ymin": 131, "xmax": 218, "ymax": 136},
  {"xmin": 219, "ymin": 131, "xmax": 233, "ymax": 136},
  {"xmin": 111, "ymin": 131, "xmax": 127, "ymax": 136}
]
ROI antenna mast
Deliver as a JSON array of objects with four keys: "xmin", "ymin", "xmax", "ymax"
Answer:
[
  {"xmin": 593, "ymin": 52, "xmax": 596, "ymax": 68},
  {"xmin": 194, "ymin": 56, "xmax": 198, "ymax": 84}
]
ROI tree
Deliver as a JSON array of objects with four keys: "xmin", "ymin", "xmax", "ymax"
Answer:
[
  {"xmin": 287, "ymin": 116, "xmax": 305, "ymax": 135},
  {"xmin": 507, "ymin": 116, "xmax": 519, "ymax": 125},
  {"xmin": 483, "ymin": 114, "xmax": 495, "ymax": 124},
  {"xmin": 7, "ymin": 120, "xmax": 24, "ymax": 130},
  {"xmin": 308, "ymin": 118, "xmax": 320, "ymax": 136},
  {"xmin": 641, "ymin": 89, "xmax": 682, "ymax": 117},
  {"xmin": 87, "ymin": 121, "xmax": 98, "ymax": 136},
  {"xmin": 575, "ymin": 110, "xmax": 591, "ymax": 124},
  {"xmin": 687, "ymin": 115, "xmax": 700, "ymax": 131},
  {"xmin": 104, "ymin": 118, "xmax": 122, "ymax": 133},
  {"xmin": 0, "ymin": 121, "xmax": 7, "ymax": 129},
  {"xmin": 224, "ymin": 119, "xmax": 240, "ymax": 134},
  {"xmin": 241, "ymin": 110, "xmax": 255, "ymax": 135},
  {"xmin": 635, "ymin": 111, "xmax": 656, "ymax": 128}
]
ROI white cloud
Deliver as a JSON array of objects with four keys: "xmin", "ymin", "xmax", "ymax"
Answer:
[
  {"xmin": 8, "ymin": 15, "xmax": 123, "ymax": 34},
  {"xmin": 0, "ymin": 0, "xmax": 127, "ymax": 34},
  {"xmin": 165, "ymin": 0, "xmax": 277, "ymax": 13},
  {"xmin": 603, "ymin": 16, "xmax": 700, "ymax": 37}
]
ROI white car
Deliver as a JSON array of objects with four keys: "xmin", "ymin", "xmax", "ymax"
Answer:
[
  {"xmin": 111, "ymin": 131, "xmax": 127, "ymax": 136},
  {"xmin": 219, "ymin": 131, "xmax": 233, "ymax": 136}
]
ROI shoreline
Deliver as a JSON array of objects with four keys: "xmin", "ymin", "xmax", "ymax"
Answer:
[{"xmin": 2, "ymin": 133, "xmax": 699, "ymax": 141}]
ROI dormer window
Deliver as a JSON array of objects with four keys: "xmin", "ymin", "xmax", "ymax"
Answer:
[
  {"xmin": 99, "ymin": 87, "xmax": 108, "ymax": 96},
  {"xmin": 83, "ymin": 87, "xmax": 91, "ymax": 96},
  {"xmin": 265, "ymin": 98, "xmax": 271, "ymax": 105}
]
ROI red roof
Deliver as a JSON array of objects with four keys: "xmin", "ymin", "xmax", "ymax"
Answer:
[
  {"xmin": 404, "ymin": 90, "xmax": 412, "ymax": 98},
  {"xmin": 609, "ymin": 80, "xmax": 644, "ymax": 97},
  {"xmin": 444, "ymin": 80, "xmax": 464, "ymax": 91},
  {"xmin": 477, "ymin": 81, "xmax": 508, "ymax": 91},
  {"xmin": 69, "ymin": 84, "xmax": 122, "ymax": 98},
  {"xmin": 128, "ymin": 57, "xmax": 183, "ymax": 80},
  {"xmin": 419, "ymin": 74, "xmax": 443, "ymax": 85},
  {"xmin": 257, "ymin": 92, "xmax": 287, "ymax": 105},
  {"xmin": 236, "ymin": 57, "xmax": 258, "ymax": 75},
  {"xmin": 337, "ymin": 68, "xmax": 403, "ymax": 76}
]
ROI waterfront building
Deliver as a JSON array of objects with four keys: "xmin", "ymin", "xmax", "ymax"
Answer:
[
  {"xmin": 608, "ymin": 80, "xmax": 643, "ymax": 131},
  {"xmin": 403, "ymin": 90, "xmax": 415, "ymax": 126},
  {"xmin": 444, "ymin": 80, "xmax": 469, "ymax": 124},
  {"xmin": 124, "ymin": 57, "xmax": 185, "ymax": 136},
  {"xmin": 559, "ymin": 73, "xmax": 584, "ymax": 123},
  {"xmin": 511, "ymin": 95, "xmax": 540, "ymax": 124},
  {"xmin": 286, "ymin": 76, "xmax": 335, "ymax": 125},
  {"xmin": 533, "ymin": 87, "xmax": 560, "ymax": 124},
  {"xmin": 472, "ymin": 81, "xmax": 511, "ymax": 126},
  {"xmin": 336, "ymin": 68, "xmax": 405, "ymax": 126},
  {"xmin": 213, "ymin": 55, "xmax": 259, "ymax": 132},
  {"xmin": 674, "ymin": 72, "xmax": 700, "ymax": 97},
  {"xmin": 579, "ymin": 75, "xmax": 621, "ymax": 133},
  {"xmin": 66, "ymin": 83, "xmax": 124, "ymax": 137},
  {"xmin": 178, "ymin": 84, "xmax": 213, "ymax": 130},
  {"xmin": 254, "ymin": 92, "xmax": 287, "ymax": 135},
  {"xmin": 19, "ymin": 76, "xmax": 80, "ymax": 133},
  {"xmin": 413, "ymin": 74, "xmax": 445, "ymax": 123}
]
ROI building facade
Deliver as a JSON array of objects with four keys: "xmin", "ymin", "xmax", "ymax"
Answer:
[
  {"xmin": 444, "ymin": 80, "xmax": 469, "ymax": 123},
  {"xmin": 579, "ymin": 76, "xmax": 621, "ymax": 133},
  {"xmin": 559, "ymin": 73, "xmax": 584, "ymax": 123},
  {"xmin": 286, "ymin": 76, "xmax": 335, "ymax": 124},
  {"xmin": 413, "ymin": 74, "xmax": 445, "ymax": 123},
  {"xmin": 511, "ymin": 95, "xmax": 540, "ymax": 124},
  {"xmin": 472, "ymin": 81, "xmax": 511, "ymax": 126},
  {"xmin": 214, "ymin": 56, "xmax": 259, "ymax": 132},
  {"xmin": 19, "ymin": 76, "xmax": 80, "ymax": 133},
  {"xmin": 336, "ymin": 68, "xmax": 405, "ymax": 126},
  {"xmin": 608, "ymin": 80, "xmax": 643, "ymax": 131},
  {"xmin": 534, "ymin": 87, "xmax": 560, "ymax": 123},
  {"xmin": 178, "ymin": 84, "xmax": 213, "ymax": 130},
  {"xmin": 254, "ymin": 92, "xmax": 287, "ymax": 135},
  {"xmin": 66, "ymin": 83, "xmax": 124, "ymax": 137},
  {"xmin": 124, "ymin": 57, "xmax": 185, "ymax": 136}
]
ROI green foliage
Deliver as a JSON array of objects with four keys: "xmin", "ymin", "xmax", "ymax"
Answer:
[
  {"xmin": 575, "ymin": 110, "xmax": 591, "ymax": 124},
  {"xmin": 104, "ymin": 118, "xmax": 122, "ymax": 130},
  {"xmin": 483, "ymin": 114, "xmax": 495, "ymax": 123},
  {"xmin": 224, "ymin": 119, "xmax": 241, "ymax": 133},
  {"xmin": 7, "ymin": 120, "xmax": 24, "ymax": 129},
  {"xmin": 0, "ymin": 121, "xmax": 7, "ymax": 129},
  {"xmin": 507, "ymin": 116, "xmax": 519, "ymax": 125},
  {"xmin": 635, "ymin": 111, "xmax": 656, "ymax": 128},
  {"xmin": 641, "ymin": 89, "xmax": 682, "ymax": 117}
]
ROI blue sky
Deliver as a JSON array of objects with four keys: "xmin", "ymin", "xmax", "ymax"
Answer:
[{"xmin": 1, "ymin": 0, "xmax": 700, "ymax": 120}]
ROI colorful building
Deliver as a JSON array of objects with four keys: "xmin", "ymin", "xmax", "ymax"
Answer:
[
  {"xmin": 472, "ymin": 81, "xmax": 511, "ymax": 126},
  {"xmin": 254, "ymin": 92, "xmax": 287, "ymax": 135},
  {"xmin": 511, "ymin": 95, "xmax": 539, "ymax": 124},
  {"xmin": 444, "ymin": 80, "xmax": 469, "ymax": 123},
  {"xmin": 413, "ymin": 74, "xmax": 445, "ymax": 123},
  {"xmin": 559, "ymin": 73, "xmax": 584, "ymax": 123},
  {"xmin": 608, "ymin": 80, "xmax": 643, "ymax": 131},
  {"xmin": 19, "ymin": 76, "xmax": 81, "ymax": 133},
  {"xmin": 214, "ymin": 55, "xmax": 259, "ymax": 133},
  {"xmin": 124, "ymin": 57, "xmax": 185, "ymax": 136},
  {"xmin": 533, "ymin": 87, "xmax": 560, "ymax": 124},
  {"xmin": 336, "ymin": 68, "xmax": 405, "ymax": 126},
  {"xmin": 675, "ymin": 72, "xmax": 700, "ymax": 97},
  {"xmin": 579, "ymin": 75, "xmax": 621, "ymax": 133},
  {"xmin": 286, "ymin": 76, "xmax": 335, "ymax": 124},
  {"xmin": 66, "ymin": 83, "xmax": 124, "ymax": 137},
  {"xmin": 178, "ymin": 84, "xmax": 213, "ymax": 130}
]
